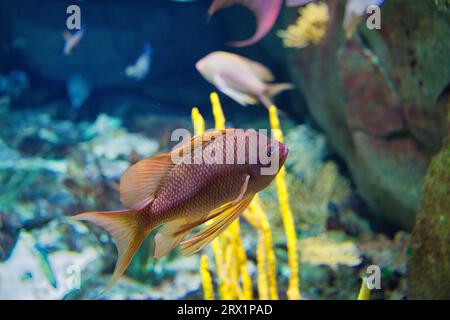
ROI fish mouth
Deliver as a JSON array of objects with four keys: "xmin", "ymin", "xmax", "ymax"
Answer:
[{"xmin": 195, "ymin": 60, "xmax": 204, "ymax": 72}]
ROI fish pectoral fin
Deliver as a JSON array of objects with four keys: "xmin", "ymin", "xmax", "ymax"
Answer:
[
  {"xmin": 72, "ymin": 209, "xmax": 151, "ymax": 294},
  {"xmin": 120, "ymin": 153, "xmax": 175, "ymax": 209},
  {"xmin": 232, "ymin": 174, "xmax": 250, "ymax": 205},
  {"xmin": 179, "ymin": 194, "xmax": 255, "ymax": 256},
  {"xmin": 214, "ymin": 75, "xmax": 258, "ymax": 106}
]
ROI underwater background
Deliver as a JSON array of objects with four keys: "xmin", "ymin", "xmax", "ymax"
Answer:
[{"xmin": 0, "ymin": 0, "xmax": 449, "ymax": 300}]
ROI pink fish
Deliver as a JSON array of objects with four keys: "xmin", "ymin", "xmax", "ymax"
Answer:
[
  {"xmin": 73, "ymin": 129, "xmax": 288, "ymax": 290},
  {"xmin": 208, "ymin": 0, "xmax": 283, "ymax": 47},
  {"xmin": 196, "ymin": 51, "xmax": 293, "ymax": 110}
]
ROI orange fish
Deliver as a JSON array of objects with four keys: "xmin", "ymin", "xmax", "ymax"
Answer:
[
  {"xmin": 73, "ymin": 129, "xmax": 288, "ymax": 289},
  {"xmin": 196, "ymin": 51, "xmax": 293, "ymax": 110}
]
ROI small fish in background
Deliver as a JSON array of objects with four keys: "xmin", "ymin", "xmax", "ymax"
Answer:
[
  {"xmin": 73, "ymin": 129, "xmax": 289, "ymax": 291},
  {"xmin": 67, "ymin": 74, "xmax": 91, "ymax": 109},
  {"xmin": 208, "ymin": 0, "xmax": 284, "ymax": 47},
  {"xmin": 196, "ymin": 51, "xmax": 293, "ymax": 110},
  {"xmin": 125, "ymin": 43, "xmax": 152, "ymax": 81},
  {"xmin": 343, "ymin": 0, "xmax": 385, "ymax": 38},
  {"xmin": 63, "ymin": 29, "xmax": 84, "ymax": 55}
]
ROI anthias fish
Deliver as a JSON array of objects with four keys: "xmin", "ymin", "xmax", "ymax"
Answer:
[
  {"xmin": 73, "ymin": 129, "xmax": 288, "ymax": 289},
  {"xmin": 196, "ymin": 51, "xmax": 293, "ymax": 110},
  {"xmin": 208, "ymin": 0, "xmax": 283, "ymax": 47}
]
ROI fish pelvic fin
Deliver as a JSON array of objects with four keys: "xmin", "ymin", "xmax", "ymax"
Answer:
[
  {"xmin": 180, "ymin": 194, "xmax": 255, "ymax": 256},
  {"xmin": 260, "ymin": 83, "xmax": 294, "ymax": 109},
  {"xmin": 72, "ymin": 209, "xmax": 152, "ymax": 295}
]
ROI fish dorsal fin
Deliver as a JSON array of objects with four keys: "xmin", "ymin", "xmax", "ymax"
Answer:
[
  {"xmin": 172, "ymin": 129, "xmax": 234, "ymax": 156},
  {"xmin": 243, "ymin": 58, "xmax": 274, "ymax": 81},
  {"xmin": 180, "ymin": 193, "xmax": 255, "ymax": 256},
  {"xmin": 120, "ymin": 153, "xmax": 174, "ymax": 209}
]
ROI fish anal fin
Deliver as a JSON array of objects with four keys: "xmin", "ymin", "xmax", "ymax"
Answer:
[
  {"xmin": 180, "ymin": 194, "xmax": 255, "ymax": 256},
  {"xmin": 120, "ymin": 153, "xmax": 174, "ymax": 209},
  {"xmin": 72, "ymin": 210, "xmax": 152, "ymax": 293}
]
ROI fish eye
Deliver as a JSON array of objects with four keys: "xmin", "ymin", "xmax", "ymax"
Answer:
[{"xmin": 267, "ymin": 145, "xmax": 275, "ymax": 157}]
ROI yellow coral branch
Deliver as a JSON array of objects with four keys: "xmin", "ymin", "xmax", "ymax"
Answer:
[
  {"xmin": 269, "ymin": 105, "xmax": 301, "ymax": 300},
  {"xmin": 200, "ymin": 255, "xmax": 214, "ymax": 300},
  {"xmin": 256, "ymin": 231, "xmax": 269, "ymax": 300},
  {"xmin": 211, "ymin": 92, "xmax": 253, "ymax": 300},
  {"xmin": 191, "ymin": 107, "xmax": 205, "ymax": 136},
  {"xmin": 250, "ymin": 196, "xmax": 279, "ymax": 300},
  {"xmin": 357, "ymin": 277, "xmax": 371, "ymax": 300},
  {"xmin": 211, "ymin": 92, "xmax": 225, "ymax": 130}
]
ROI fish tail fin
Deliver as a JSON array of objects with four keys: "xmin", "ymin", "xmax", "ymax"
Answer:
[
  {"xmin": 260, "ymin": 83, "xmax": 294, "ymax": 110},
  {"xmin": 72, "ymin": 209, "xmax": 154, "ymax": 295}
]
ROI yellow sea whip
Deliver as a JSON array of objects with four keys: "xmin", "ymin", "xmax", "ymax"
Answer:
[
  {"xmin": 196, "ymin": 95, "xmax": 370, "ymax": 301},
  {"xmin": 246, "ymin": 195, "xmax": 279, "ymax": 300},
  {"xmin": 210, "ymin": 92, "xmax": 253, "ymax": 300},
  {"xmin": 194, "ymin": 94, "xmax": 292, "ymax": 301},
  {"xmin": 193, "ymin": 94, "xmax": 253, "ymax": 300},
  {"xmin": 357, "ymin": 277, "xmax": 372, "ymax": 300},
  {"xmin": 200, "ymin": 255, "xmax": 214, "ymax": 300},
  {"xmin": 269, "ymin": 105, "xmax": 301, "ymax": 300}
]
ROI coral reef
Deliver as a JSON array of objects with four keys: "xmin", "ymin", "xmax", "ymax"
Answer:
[
  {"xmin": 278, "ymin": 2, "xmax": 330, "ymax": 49},
  {"xmin": 279, "ymin": 0, "xmax": 450, "ymax": 228},
  {"xmin": 408, "ymin": 134, "xmax": 450, "ymax": 299}
]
